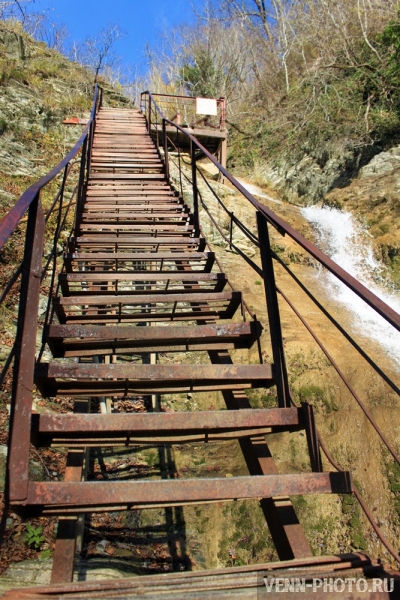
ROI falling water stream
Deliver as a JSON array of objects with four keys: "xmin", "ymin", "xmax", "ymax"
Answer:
[
  {"xmin": 235, "ymin": 178, "xmax": 400, "ymax": 370},
  {"xmin": 301, "ymin": 206, "xmax": 400, "ymax": 370}
]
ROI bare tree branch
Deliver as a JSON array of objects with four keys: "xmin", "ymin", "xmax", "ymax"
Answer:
[{"xmin": 69, "ymin": 23, "xmax": 126, "ymax": 83}]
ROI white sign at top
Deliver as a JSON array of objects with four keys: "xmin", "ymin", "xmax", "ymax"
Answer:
[{"xmin": 196, "ymin": 98, "xmax": 218, "ymax": 116}]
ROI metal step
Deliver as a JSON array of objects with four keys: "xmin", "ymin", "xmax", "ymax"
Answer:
[
  {"xmin": 53, "ymin": 290, "xmax": 243, "ymax": 323},
  {"xmin": 32, "ymin": 406, "xmax": 302, "ymax": 446},
  {"xmin": 19, "ymin": 472, "xmax": 353, "ymax": 513},
  {"xmin": 34, "ymin": 363, "xmax": 274, "ymax": 396},
  {"xmin": 58, "ymin": 271, "xmax": 227, "ymax": 296},
  {"xmin": 63, "ymin": 251, "xmax": 215, "ymax": 272},
  {"xmin": 46, "ymin": 321, "xmax": 261, "ymax": 357},
  {"xmin": 69, "ymin": 236, "xmax": 207, "ymax": 252}
]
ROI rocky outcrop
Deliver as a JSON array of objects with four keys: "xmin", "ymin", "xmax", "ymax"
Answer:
[
  {"xmin": 247, "ymin": 141, "xmax": 400, "ymax": 285},
  {"xmin": 263, "ymin": 142, "xmax": 383, "ymax": 206}
]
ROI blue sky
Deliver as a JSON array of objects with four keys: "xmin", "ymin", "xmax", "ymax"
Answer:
[{"xmin": 27, "ymin": 0, "xmax": 204, "ymax": 73}]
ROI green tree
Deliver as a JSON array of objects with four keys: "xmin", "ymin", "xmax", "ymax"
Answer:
[{"xmin": 179, "ymin": 49, "xmax": 224, "ymax": 97}]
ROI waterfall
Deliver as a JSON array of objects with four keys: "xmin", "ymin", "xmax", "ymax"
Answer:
[{"xmin": 301, "ymin": 206, "xmax": 400, "ymax": 370}]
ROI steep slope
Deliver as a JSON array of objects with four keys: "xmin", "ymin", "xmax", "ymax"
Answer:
[{"xmin": 0, "ymin": 21, "xmax": 131, "ymax": 218}]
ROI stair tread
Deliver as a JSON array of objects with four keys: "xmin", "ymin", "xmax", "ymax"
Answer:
[
  {"xmin": 65, "ymin": 252, "xmax": 211, "ymax": 260},
  {"xmin": 60, "ymin": 272, "xmax": 224, "ymax": 282},
  {"xmin": 46, "ymin": 322, "xmax": 259, "ymax": 356},
  {"xmin": 82, "ymin": 212, "xmax": 189, "ymax": 219},
  {"xmin": 78, "ymin": 225, "xmax": 193, "ymax": 233},
  {"xmin": 23, "ymin": 473, "xmax": 353, "ymax": 510},
  {"xmin": 91, "ymin": 163, "xmax": 163, "ymax": 168},
  {"xmin": 34, "ymin": 362, "xmax": 274, "ymax": 396},
  {"xmin": 35, "ymin": 407, "xmax": 301, "ymax": 434},
  {"xmin": 47, "ymin": 321, "xmax": 255, "ymax": 342},
  {"xmin": 89, "ymin": 174, "xmax": 165, "ymax": 180},
  {"xmin": 36, "ymin": 362, "xmax": 271, "ymax": 380},
  {"xmin": 55, "ymin": 290, "xmax": 241, "ymax": 305},
  {"xmin": 72, "ymin": 236, "xmax": 204, "ymax": 244}
]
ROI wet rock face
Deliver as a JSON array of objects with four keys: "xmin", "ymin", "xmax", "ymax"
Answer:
[
  {"xmin": 252, "ymin": 142, "xmax": 400, "ymax": 285},
  {"xmin": 263, "ymin": 144, "xmax": 383, "ymax": 206},
  {"xmin": 358, "ymin": 146, "xmax": 400, "ymax": 178}
]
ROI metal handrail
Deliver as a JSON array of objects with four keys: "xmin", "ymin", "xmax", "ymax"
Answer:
[
  {"xmin": 141, "ymin": 90, "xmax": 400, "ymax": 332},
  {"xmin": 0, "ymin": 85, "xmax": 102, "ymax": 250},
  {"xmin": 142, "ymin": 91, "xmax": 226, "ymax": 132}
]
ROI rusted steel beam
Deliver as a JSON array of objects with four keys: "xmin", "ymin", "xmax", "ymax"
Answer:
[
  {"xmin": 50, "ymin": 343, "xmax": 251, "ymax": 358},
  {"xmin": 47, "ymin": 322, "xmax": 256, "ymax": 341},
  {"xmin": 302, "ymin": 402, "xmax": 323, "ymax": 472},
  {"xmin": 35, "ymin": 407, "xmax": 302, "ymax": 437},
  {"xmin": 257, "ymin": 212, "xmax": 290, "ymax": 408},
  {"xmin": 35, "ymin": 362, "xmax": 274, "ymax": 396},
  {"xmin": 37, "ymin": 429, "xmax": 304, "ymax": 447},
  {"xmin": 55, "ymin": 290, "xmax": 241, "ymax": 307},
  {"xmin": 22, "ymin": 473, "xmax": 353, "ymax": 510},
  {"xmin": 79, "ymin": 223, "xmax": 194, "ymax": 231},
  {"xmin": 2, "ymin": 553, "xmax": 397, "ymax": 598},
  {"xmin": 54, "ymin": 309, "xmax": 237, "ymax": 326},
  {"xmin": 63, "ymin": 251, "xmax": 215, "ymax": 273},
  {"xmin": 36, "ymin": 362, "xmax": 273, "ymax": 381},
  {"xmin": 51, "ymin": 452, "xmax": 85, "ymax": 584},
  {"xmin": 59, "ymin": 272, "xmax": 225, "ymax": 283},
  {"xmin": 8, "ymin": 198, "xmax": 45, "ymax": 502},
  {"xmin": 81, "ymin": 212, "xmax": 189, "ymax": 219},
  {"xmin": 51, "ymin": 517, "xmax": 78, "ymax": 584},
  {"xmin": 46, "ymin": 322, "xmax": 259, "ymax": 356},
  {"xmin": 73, "ymin": 235, "xmax": 204, "ymax": 245},
  {"xmin": 51, "ymin": 400, "xmax": 89, "ymax": 584},
  {"xmin": 209, "ymin": 349, "xmax": 311, "ymax": 560},
  {"xmin": 88, "ymin": 173, "xmax": 165, "ymax": 180}
]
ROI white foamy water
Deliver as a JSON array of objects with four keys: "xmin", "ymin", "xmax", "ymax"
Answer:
[{"xmin": 301, "ymin": 206, "xmax": 400, "ymax": 369}]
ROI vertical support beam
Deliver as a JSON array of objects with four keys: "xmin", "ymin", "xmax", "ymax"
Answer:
[
  {"xmin": 8, "ymin": 195, "xmax": 45, "ymax": 502},
  {"xmin": 218, "ymin": 138, "xmax": 227, "ymax": 184},
  {"xmin": 219, "ymin": 96, "xmax": 226, "ymax": 131},
  {"xmin": 150, "ymin": 350, "xmax": 159, "ymax": 412},
  {"xmin": 208, "ymin": 350, "xmax": 312, "ymax": 560},
  {"xmin": 98, "ymin": 85, "xmax": 103, "ymax": 109},
  {"xmin": 155, "ymin": 103, "xmax": 160, "ymax": 152},
  {"xmin": 50, "ymin": 451, "xmax": 84, "ymax": 584},
  {"xmin": 74, "ymin": 135, "xmax": 88, "ymax": 234},
  {"xmin": 86, "ymin": 115, "xmax": 96, "ymax": 182},
  {"xmin": 163, "ymin": 119, "xmax": 169, "ymax": 182},
  {"xmin": 51, "ymin": 400, "xmax": 89, "ymax": 584},
  {"xmin": 302, "ymin": 402, "xmax": 323, "ymax": 472},
  {"xmin": 256, "ymin": 211, "xmax": 290, "ymax": 408},
  {"xmin": 148, "ymin": 94, "xmax": 152, "ymax": 136},
  {"xmin": 190, "ymin": 139, "xmax": 200, "ymax": 236}
]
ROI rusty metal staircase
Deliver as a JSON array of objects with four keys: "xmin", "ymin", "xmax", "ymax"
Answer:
[
  {"xmin": 2, "ymin": 89, "xmax": 399, "ymax": 596},
  {"xmin": 7, "ymin": 104, "xmax": 351, "ymax": 577}
]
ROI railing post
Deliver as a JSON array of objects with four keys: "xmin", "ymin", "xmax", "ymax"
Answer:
[
  {"xmin": 219, "ymin": 96, "xmax": 226, "ymax": 131},
  {"xmin": 178, "ymin": 140, "xmax": 183, "ymax": 198},
  {"xmin": 229, "ymin": 211, "xmax": 234, "ymax": 249},
  {"xmin": 256, "ymin": 211, "xmax": 290, "ymax": 408},
  {"xmin": 162, "ymin": 119, "xmax": 169, "ymax": 182},
  {"xmin": 8, "ymin": 193, "xmax": 45, "ymax": 501},
  {"xmin": 148, "ymin": 94, "xmax": 152, "ymax": 135},
  {"xmin": 190, "ymin": 139, "xmax": 200, "ymax": 236},
  {"xmin": 155, "ymin": 103, "xmax": 159, "ymax": 152},
  {"xmin": 74, "ymin": 135, "xmax": 88, "ymax": 234},
  {"xmin": 86, "ymin": 114, "xmax": 95, "ymax": 182}
]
